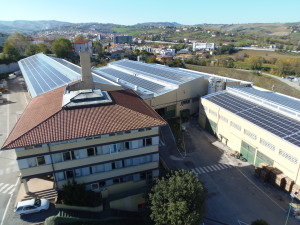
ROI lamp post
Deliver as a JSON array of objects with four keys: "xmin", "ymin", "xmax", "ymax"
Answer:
[{"xmin": 284, "ymin": 192, "xmax": 298, "ymax": 225}]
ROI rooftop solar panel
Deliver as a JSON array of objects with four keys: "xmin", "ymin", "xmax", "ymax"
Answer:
[
  {"xmin": 203, "ymin": 92, "xmax": 300, "ymax": 147},
  {"xmin": 93, "ymin": 67, "xmax": 168, "ymax": 94},
  {"xmin": 111, "ymin": 60, "xmax": 200, "ymax": 84}
]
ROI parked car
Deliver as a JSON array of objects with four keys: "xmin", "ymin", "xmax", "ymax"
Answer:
[{"xmin": 14, "ymin": 198, "xmax": 50, "ymax": 215}]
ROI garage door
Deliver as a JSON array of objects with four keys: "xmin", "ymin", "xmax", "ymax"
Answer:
[{"xmin": 240, "ymin": 141, "xmax": 256, "ymax": 164}]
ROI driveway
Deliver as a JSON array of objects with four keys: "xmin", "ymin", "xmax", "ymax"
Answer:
[{"xmin": 160, "ymin": 119, "xmax": 299, "ymax": 225}]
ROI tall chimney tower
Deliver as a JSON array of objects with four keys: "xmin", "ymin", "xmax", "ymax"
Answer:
[{"xmin": 80, "ymin": 51, "xmax": 94, "ymax": 90}]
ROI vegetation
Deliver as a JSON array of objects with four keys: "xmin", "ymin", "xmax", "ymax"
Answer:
[
  {"xmin": 51, "ymin": 37, "xmax": 73, "ymax": 58},
  {"xmin": 57, "ymin": 181, "xmax": 102, "ymax": 207},
  {"xmin": 185, "ymin": 64, "xmax": 300, "ymax": 99},
  {"xmin": 148, "ymin": 169, "xmax": 205, "ymax": 225}
]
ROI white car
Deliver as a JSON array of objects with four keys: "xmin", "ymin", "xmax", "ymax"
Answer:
[{"xmin": 14, "ymin": 198, "xmax": 50, "ymax": 215}]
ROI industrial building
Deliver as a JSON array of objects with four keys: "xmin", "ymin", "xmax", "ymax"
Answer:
[
  {"xmin": 113, "ymin": 35, "xmax": 133, "ymax": 44},
  {"xmin": 192, "ymin": 42, "xmax": 216, "ymax": 51},
  {"xmin": 2, "ymin": 52, "xmax": 166, "ymax": 200},
  {"xmin": 200, "ymin": 86, "xmax": 300, "ymax": 185}
]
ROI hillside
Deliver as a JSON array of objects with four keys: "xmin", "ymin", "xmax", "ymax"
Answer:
[{"xmin": 0, "ymin": 20, "xmax": 71, "ymax": 34}]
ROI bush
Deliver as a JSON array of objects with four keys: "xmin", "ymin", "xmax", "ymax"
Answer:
[{"xmin": 57, "ymin": 181, "xmax": 102, "ymax": 207}]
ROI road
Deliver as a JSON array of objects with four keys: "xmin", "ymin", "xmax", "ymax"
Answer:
[
  {"xmin": 160, "ymin": 119, "xmax": 300, "ymax": 225},
  {"xmin": 0, "ymin": 77, "xmax": 29, "ymax": 225}
]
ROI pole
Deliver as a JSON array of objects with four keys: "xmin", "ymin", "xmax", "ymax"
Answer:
[{"xmin": 284, "ymin": 197, "xmax": 293, "ymax": 225}]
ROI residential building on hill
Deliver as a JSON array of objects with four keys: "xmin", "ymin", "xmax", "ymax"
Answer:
[
  {"xmin": 113, "ymin": 35, "xmax": 132, "ymax": 44},
  {"xmin": 72, "ymin": 40, "xmax": 93, "ymax": 56}
]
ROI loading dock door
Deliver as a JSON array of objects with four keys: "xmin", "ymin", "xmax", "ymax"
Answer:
[
  {"xmin": 255, "ymin": 151, "xmax": 274, "ymax": 167},
  {"xmin": 240, "ymin": 141, "xmax": 256, "ymax": 164}
]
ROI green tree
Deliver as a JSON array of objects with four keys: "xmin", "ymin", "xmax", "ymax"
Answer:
[
  {"xmin": 74, "ymin": 34, "xmax": 86, "ymax": 41},
  {"xmin": 246, "ymin": 56, "xmax": 265, "ymax": 70},
  {"xmin": 51, "ymin": 37, "xmax": 72, "ymax": 58},
  {"xmin": 3, "ymin": 32, "xmax": 29, "ymax": 57},
  {"xmin": 149, "ymin": 170, "xmax": 205, "ymax": 225},
  {"xmin": 92, "ymin": 41, "xmax": 103, "ymax": 55},
  {"xmin": 25, "ymin": 44, "xmax": 39, "ymax": 56},
  {"xmin": 251, "ymin": 219, "xmax": 270, "ymax": 225},
  {"xmin": 37, "ymin": 43, "xmax": 50, "ymax": 54},
  {"xmin": 3, "ymin": 43, "xmax": 20, "ymax": 61}
]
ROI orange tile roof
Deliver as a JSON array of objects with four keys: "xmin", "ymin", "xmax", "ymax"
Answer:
[
  {"xmin": 2, "ymin": 87, "xmax": 166, "ymax": 149},
  {"xmin": 73, "ymin": 40, "xmax": 91, "ymax": 44}
]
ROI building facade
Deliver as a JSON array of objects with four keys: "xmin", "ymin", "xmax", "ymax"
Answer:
[
  {"xmin": 2, "ymin": 81, "xmax": 166, "ymax": 197},
  {"xmin": 113, "ymin": 35, "xmax": 133, "ymax": 44},
  {"xmin": 199, "ymin": 86, "xmax": 300, "ymax": 185},
  {"xmin": 193, "ymin": 42, "xmax": 216, "ymax": 51},
  {"xmin": 73, "ymin": 40, "xmax": 93, "ymax": 56}
]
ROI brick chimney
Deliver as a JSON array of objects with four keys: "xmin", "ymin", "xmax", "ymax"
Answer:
[{"xmin": 80, "ymin": 51, "xmax": 94, "ymax": 90}]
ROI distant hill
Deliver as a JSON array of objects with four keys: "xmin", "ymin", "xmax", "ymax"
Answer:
[
  {"xmin": 134, "ymin": 22, "xmax": 183, "ymax": 27},
  {"xmin": 0, "ymin": 20, "xmax": 72, "ymax": 34}
]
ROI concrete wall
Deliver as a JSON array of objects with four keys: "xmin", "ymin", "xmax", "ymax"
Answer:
[
  {"xmin": 110, "ymin": 193, "xmax": 144, "ymax": 212},
  {"xmin": 0, "ymin": 63, "xmax": 19, "ymax": 74},
  {"xmin": 201, "ymin": 98, "xmax": 300, "ymax": 185}
]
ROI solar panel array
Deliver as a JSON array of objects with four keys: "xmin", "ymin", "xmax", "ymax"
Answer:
[
  {"xmin": 112, "ymin": 60, "xmax": 200, "ymax": 83},
  {"xmin": 19, "ymin": 54, "xmax": 75, "ymax": 97},
  {"xmin": 205, "ymin": 92, "xmax": 300, "ymax": 147},
  {"xmin": 94, "ymin": 68, "xmax": 167, "ymax": 94}
]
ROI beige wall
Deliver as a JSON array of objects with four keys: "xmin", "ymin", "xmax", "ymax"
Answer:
[
  {"xmin": 55, "ymin": 162, "xmax": 158, "ymax": 189},
  {"xmin": 201, "ymin": 98, "xmax": 300, "ymax": 184},
  {"xmin": 16, "ymin": 129, "xmax": 159, "ymax": 158},
  {"xmin": 146, "ymin": 77, "xmax": 207, "ymax": 117}
]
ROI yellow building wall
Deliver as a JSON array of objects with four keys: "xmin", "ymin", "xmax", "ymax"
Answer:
[
  {"xmin": 55, "ymin": 162, "xmax": 158, "ymax": 189},
  {"xmin": 110, "ymin": 193, "xmax": 145, "ymax": 212},
  {"xmin": 16, "ymin": 129, "xmax": 159, "ymax": 158},
  {"xmin": 201, "ymin": 98, "xmax": 300, "ymax": 185}
]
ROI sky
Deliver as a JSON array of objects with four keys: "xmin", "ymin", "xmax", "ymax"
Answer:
[{"xmin": 0, "ymin": 0, "xmax": 299, "ymax": 25}]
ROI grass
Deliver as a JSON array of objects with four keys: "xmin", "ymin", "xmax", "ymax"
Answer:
[
  {"xmin": 232, "ymin": 49, "xmax": 300, "ymax": 60},
  {"xmin": 185, "ymin": 64, "xmax": 300, "ymax": 99}
]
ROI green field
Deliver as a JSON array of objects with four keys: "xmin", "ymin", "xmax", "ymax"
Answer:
[{"xmin": 185, "ymin": 64, "xmax": 300, "ymax": 99}]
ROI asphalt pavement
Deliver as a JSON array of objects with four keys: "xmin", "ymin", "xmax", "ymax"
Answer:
[{"xmin": 160, "ymin": 118, "xmax": 300, "ymax": 225}]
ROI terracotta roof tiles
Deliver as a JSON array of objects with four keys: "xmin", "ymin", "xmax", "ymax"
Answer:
[{"xmin": 2, "ymin": 88, "xmax": 166, "ymax": 149}]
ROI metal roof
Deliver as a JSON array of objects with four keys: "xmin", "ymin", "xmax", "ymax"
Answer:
[
  {"xmin": 203, "ymin": 90, "xmax": 300, "ymax": 147},
  {"xmin": 18, "ymin": 53, "xmax": 117, "ymax": 98}
]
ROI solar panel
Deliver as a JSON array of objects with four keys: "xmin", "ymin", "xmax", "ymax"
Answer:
[
  {"xmin": 93, "ymin": 67, "xmax": 168, "ymax": 94},
  {"xmin": 112, "ymin": 60, "xmax": 199, "ymax": 83},
  {"xmin": 204, "ymin": 92, "xmax": 300, "ymax": 147}
]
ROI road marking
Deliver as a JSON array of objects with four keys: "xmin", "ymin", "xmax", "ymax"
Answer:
[
  {"xmin": 191, "ymin": 163, "xmax": 234, "ymax": 175},
  {"xmin": 1, "ymin": 177, "xmax": 20, "ymax": 225},
  {"xmin": 2, "ymin": 185, "xmax": 15, "ymax": 194},
  {"xmin": 0, "ymin": 184, "xmax": 9, "ymax": 192}
]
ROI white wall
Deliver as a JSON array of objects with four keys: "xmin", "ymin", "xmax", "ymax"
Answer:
[{"xmin": 0, "ymin": 63, "xmax": 19, "ymax": 74}]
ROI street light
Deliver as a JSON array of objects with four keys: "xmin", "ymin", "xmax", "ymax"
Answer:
[{"xmin": 284, "ymin": 192, "xmax": 298, "ymax": 225}]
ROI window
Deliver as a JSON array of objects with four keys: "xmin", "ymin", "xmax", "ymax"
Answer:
[
  {"xmin": 25, "ymin": 146, "xmax": 33, "ymax": 150},
  {"xmin": 181, "ymin": 99, "xmax": 190, "ymax": 105},
  {"xmin": 91, "ymin": 183, "xmax": 99, "ymax": 191},
  {"xmin": 244, "ymin": 129, "xmax": 257, "ymax": 140},
  {"xmin": 140, "ymin": 173, "xmax": 146, "ymax": 180},
  {"xmin": 143, "ymin": 138, "xmax": 152, "ymax": 146},
  {"xmin": 230, "ymin": 121, "xmax": 241, "ymax": 131},
  {"xmin": 113, "ymin": 178, "xmax": 120, "ymax": 184},
  {"xmin": 56, "ymin": 172, "xmax": 65, "ymax": 181},
  {"xmin": 260, "ymin": 138, "xmax": 275, "ymax": 151},
  {"xmin": 109, "ymin": 133, "xmax": 115, "ymax": 136},
  {"xmin": 87, "ymin": 147, "xmax": 95, "ymax": 157},
  {"xmin": 125, "ymin": 130, "xmax": 131, "ymax": 134},
  {"xmin": 110, "ymin": 144, "xmax": 118, "ymax": 154},
  {"xmin": 138, "ymin": 128, "xmax": 145, "ymax": 132},
  {"xmin": 124, "ymin": 141, "xmax": 130, "ymax": 150},
  {"xmin": 37, "ymin": 156, "xmax": 45, "ymax": 165},
  {"xmin": 34, "ymin": 144, "xmax": 42, "ymax": 148},
  {"xmin": 65, "ymin": 170, "xmax": 74, "ymax": 179},
  {"xmin": 27, "ymin": 158, "xmax": 37, "ymax": 168},
  {"xmin": 219, "ymin": 115, "xmax": 228, "ymax": 123},
  {"xmin": 75, "ymin": 169, "xmax": 82, "ymax": 177},
  {"xmin": 86, "ymin": 137, "xmax": 93, "ymax": 140},
  {"xmin": 52, "ymin": 153, "xmax": 62, "ymax": 163},
  {"xmin": 279, "ymin": 149, "xmax": 298, "ymax": 164},
  {"xmin": 192, "ymin": 97, "xmax": 199, "ymax": 103},
  {"xmin": 72, "ymin": 150, "xmax": 80, "ymax": 159},
  {"xmin": 63, "ymin": 152, "xmax": 72, "ymax": 161},
  {"xmin": 99, "ymin": 181, "xmax": 105, "ymax": 187},
  {"xmin": 146, "ymin": 127, "xmax": 152, "ymax": 131},
  {"xmin": 209, "ymin": 109, "xmax": 217, "ymax": 117}
]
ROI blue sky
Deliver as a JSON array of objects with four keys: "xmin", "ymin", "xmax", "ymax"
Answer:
[{"xmin": 1, "ymin": 0, "xmax": 299, "ymax": 25}]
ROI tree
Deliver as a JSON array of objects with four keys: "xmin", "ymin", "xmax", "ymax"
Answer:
[
  {"xmin": 3, "ymin": 43, "xmax": 20, "ymax": 61},
  {"xmin": 51, "ymin": 37, "xmax": 72, "ymax": 58},
  {"xmin": 25, "ymin": 44, "xmax": 39, "ymax": 56},
  {"xmin": 74, "ymin": 34, "xmax": 86, "ymax": 41},
  {"xmin": 3, "ymin": 32, "xmax": 30, "ymax": 60},
  {"xmin": 37, "ymin": 43, "xmax": 50, "ymax": 54},
  {"xmin": 246, "ymin": 56, "xmax": 265, "ymax": 70},
  {"xmin": 92, "ymin": 41, "xmax": 103, "ymax": 55},
  {"xmin": 251, "ymin": 219, "xmax": 270, "ymax": 225},
  {"xmin": 149, "ymin": 170, "xmax": 205, "ymax": 225}
]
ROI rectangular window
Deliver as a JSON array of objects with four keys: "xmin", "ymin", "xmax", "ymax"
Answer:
[
  {"xmin": 230, "ymin": 121, "xmax": 241, "ymax": 131},
  {"xmin": 27, "ymin": 158, "xmax": 37, "ymax": 168},
  {"xmin": 37, "ymin": 156, "xmax": 45, "ymax": 165},
  {"xmin": 72, "ymin": 150, "xmax": 81, "ymax": 159},
  {"xmin": 124, "ymin": 141, "xmax": 130, "ymax": 150},
  {"xmin": 125, "ymin": 130, "xmax": 131, "ymax": 134},
  {"xmin": 259, "ymin": 138, "xmax": 275, "ymax": 151},
  {"xmin": 138, "ymin": 128, "xmax": 145, "ymax": 132},
  {"xmin": 52, "ymin": 153, "xmax": 62, "ymax": 163},
  {"xmin": 65, "ymin": 170, "xmax": 74, "ymax": 179},
  {"xmin": 63, "ymin": 152, "xmax": 71, "ymax": 161},
  {"xmin": 279, "ymin": 149, "xmax": 298, "ymax": 164},
  {"xmin": 143, "ymin": 138, "xmax": 152, "ymax": 146},
  {"xmin": 110, "ymin": 144, "xmax": 118, "ymax": 154},
  {"xmin": 91, "ymin": 183, "xmax": 99, "ymax": 191},
  {"xmin": 56, "ymin": 172, "xmax": 65, "ymax": 181},
  {"xmin": 244, "ymin": 129, "xmax": 257, "ymax": 140},
  {"xmin": 219, "ymin": 115, "xmax": 228, "ymax": 123},
  {"xmin": 181, "ymin": 99, "xmax": 190, "ymax": 105},
  {"xmin": 34, "ymin": 144, "xmax": 42, "ymax": 148},
  {"xmin": 87, "ymin": 147, "xmax": 95, "ymax": 157},
  {"xmin": 25, "ymin": 146, "xmax": 34, "ymax": 150},
  {"xmin": 75, "ymin": 169, "xmax": 82, "ymax": 177}
]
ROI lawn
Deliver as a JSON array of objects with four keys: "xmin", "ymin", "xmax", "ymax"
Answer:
[{"xmin": 232, "ymin": 49, "xmax": 300, "ymax": 60}]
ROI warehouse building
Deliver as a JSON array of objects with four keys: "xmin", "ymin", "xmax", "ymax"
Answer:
[
  {"xmin": 200, "ymin": 86, "xmax": 300, "ymax": 185},
  {"xmin": 2, "ymin": 52, "xmax": 166, "ymax": 200}
]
